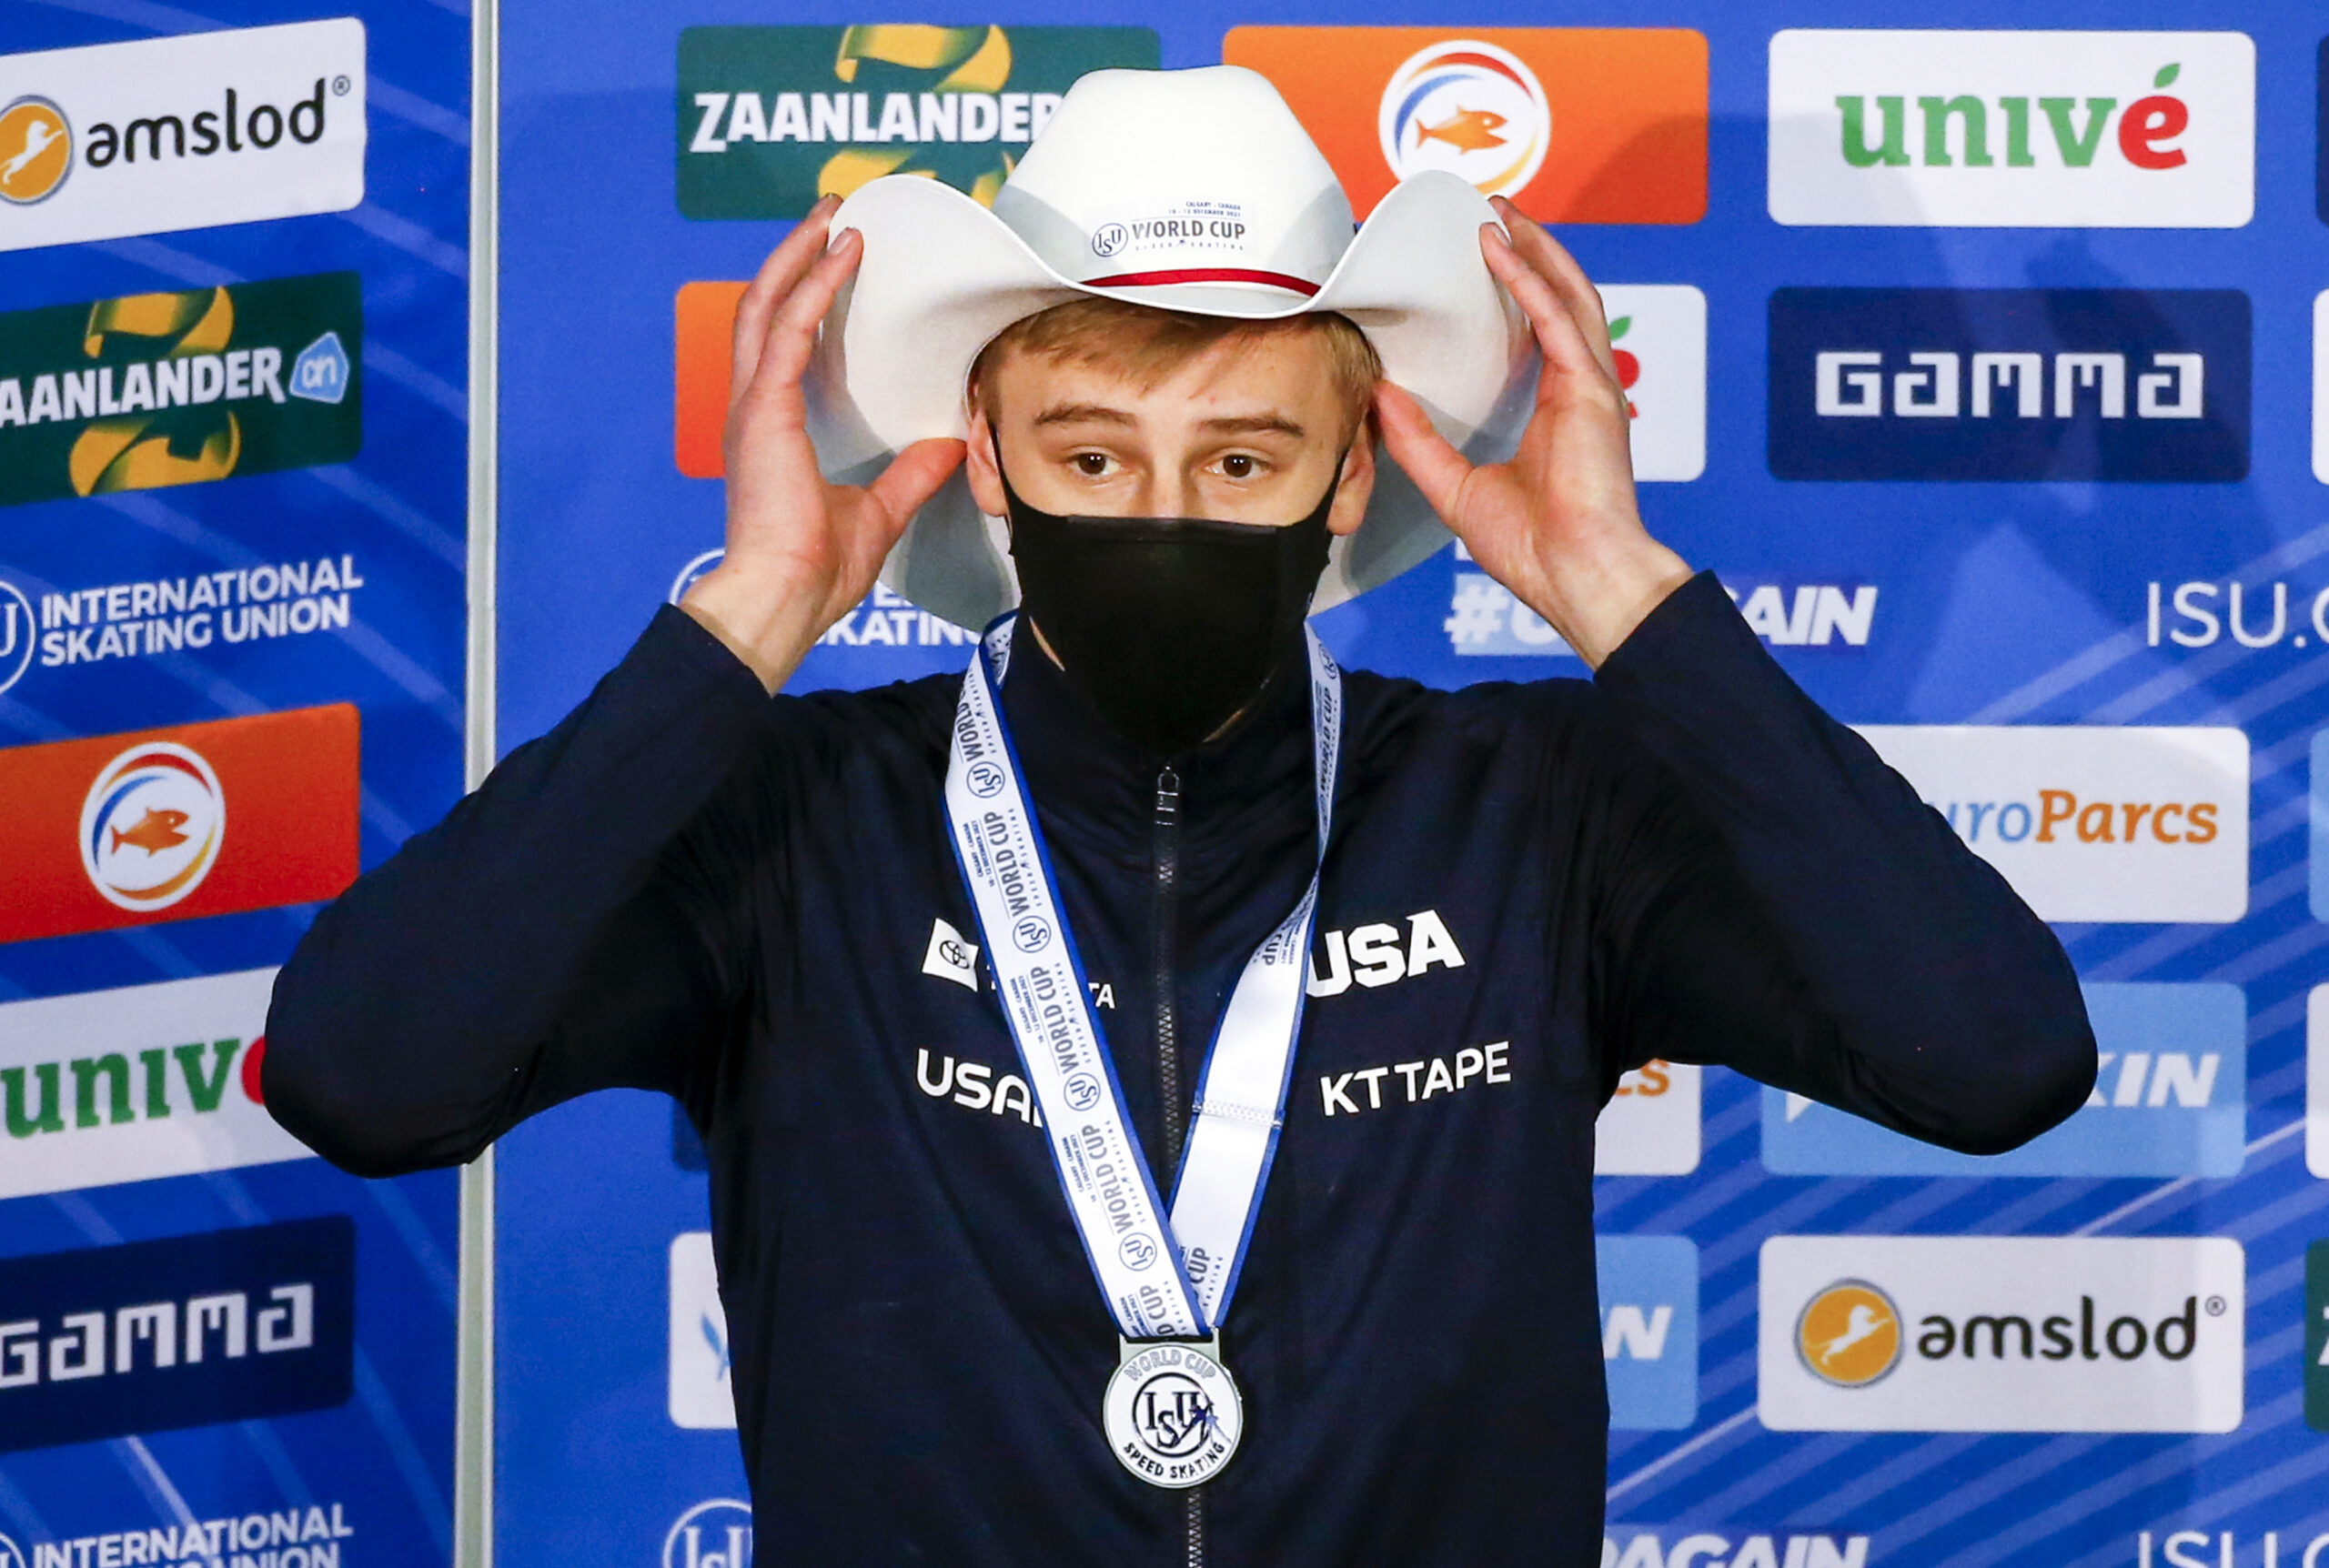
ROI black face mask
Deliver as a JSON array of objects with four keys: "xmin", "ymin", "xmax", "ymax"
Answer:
[{"xmin": 1003, "ymin": 460, "xmax": 1339, "ymax": 759}]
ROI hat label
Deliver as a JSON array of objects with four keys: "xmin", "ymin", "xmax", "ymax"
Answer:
[{"xmin": 1089, "ymin": 200, "xmax": 1249, "ymax": 262}]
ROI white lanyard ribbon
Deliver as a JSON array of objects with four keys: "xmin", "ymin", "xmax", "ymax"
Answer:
[{"xmin": 943, "ymin": 614, "xmax": 1339, "ymax": 1339}]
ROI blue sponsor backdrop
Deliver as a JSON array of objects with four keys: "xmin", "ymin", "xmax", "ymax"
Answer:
[
  {"xmin": 0, "ymin": 0, "xmax": 469, "ymax": 1558},
  {"xmin": 493, "ymin": 2, "xmax": 2329, "ymax": 1566}
]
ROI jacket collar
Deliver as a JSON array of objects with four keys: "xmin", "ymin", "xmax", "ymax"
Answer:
[{"xmin": 997, "ymin": 618, "xmax": 1318, "ymax": 859}]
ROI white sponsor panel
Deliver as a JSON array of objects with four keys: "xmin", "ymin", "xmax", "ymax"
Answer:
[
  {"xmin": 1597, "ymin": 285, "xmax": 1705, "ymax": 484},
  {"xmin": 669, "ymin": 1231, "xmax": 737, "ymax": 1430},
  {"xmin": 2308, "ymin": 986, "xmax": 2329, "ymax": 1180},
  {"xmin": 0, "ymin": 968, "xmax": 310, "ymax": 1199},
  {"xmin": 1759, "ymin": 1234, "xmax": 2244, "ymax": 1433},
  {"xmin": 1856, "ymin": 725, "xmax": 2247, "ymax": 923},
  {"xmin": 2314, "ymin": 291, "xmax": 2328, "ymax": 486},
  {"xmin": 1769, "ymin": 30, "xmax": 2254, "ymax": 228},
  {"xmin": 0, "ymin": 20, "xmax": 367, "ymax": 253},
  {"xmin": 1594, "ymin": 1060, "xmax": 1701, "ymax": 1176}
]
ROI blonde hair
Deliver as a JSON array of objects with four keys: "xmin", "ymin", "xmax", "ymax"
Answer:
[{"xmin": 968, "ymin": 296, "xmax": 1382, "ymax": 438}]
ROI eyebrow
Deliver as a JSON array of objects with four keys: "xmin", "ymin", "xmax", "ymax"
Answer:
[{"xmin": 1028, "ymin": 403, "xmax": 1307, "ymax": 440}]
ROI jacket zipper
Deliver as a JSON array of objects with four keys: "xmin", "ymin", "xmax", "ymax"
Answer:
[{"xmin": 1153, "ymin": 766, "xmax": 1205, "ymax": 1568}]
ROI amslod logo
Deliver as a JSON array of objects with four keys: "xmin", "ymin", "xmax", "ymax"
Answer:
[
  {"xmin": 1766, "ymin": 981, "xmax": 2245, "ymax": 1179},
  {"xmin": 1769, "ymin": 288, "xmax": 2250, "ymax": 482},
  {"xmin": 1759, "ymin": 1235, "xmax": 2244, "ymax": 1433},
  {"xmin": 1853, "ymin": 724, "xmax": 2247, "ymax": 923},
  {"xmin": 1769, "ymin": 30, "xmax": 2253, "ymax": 226},
  {"xmin": 0, "ymin": 20, "xmax": 366, "ymax": 253}
]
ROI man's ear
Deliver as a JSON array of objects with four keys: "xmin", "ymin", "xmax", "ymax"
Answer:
[
  {"xmin": 1326, "ymin": 422, "xmax": 1377, "ymax": 538},
  {"xmin": 963, "ymin": 406, "xmax": 1008, "ymax": 518}
]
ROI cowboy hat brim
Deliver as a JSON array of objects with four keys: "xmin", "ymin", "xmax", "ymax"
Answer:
[{"xmin": 805, "ymin": 168, "xmax": 1538, "ymax": 631}]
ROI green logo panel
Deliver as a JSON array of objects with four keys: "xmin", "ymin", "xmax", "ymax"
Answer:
[
  {"xmin": 0, "ymin": 271, "xmax": 362, "ymax": 510},
  {"xmin": 2309, "ymin": 1241, "xmax": 2328, "ymax": 1432},
  {"xmin": 678, "ymin": 25, "xmax": 1159, "ymax": 219}
]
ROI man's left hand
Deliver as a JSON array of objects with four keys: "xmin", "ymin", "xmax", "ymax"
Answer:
[{"xmin": 1374, "ymin": 196, "xmax": 1693, "ymax": 668}]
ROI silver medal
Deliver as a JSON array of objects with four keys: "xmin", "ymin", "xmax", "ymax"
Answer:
[{"xmin": 1104, "ymin": 1338, "xmax": 1244, "ymax": 1489}]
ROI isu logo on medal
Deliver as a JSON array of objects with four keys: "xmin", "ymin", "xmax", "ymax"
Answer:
[{"xmin": 1104, "ymin": 1342, "xmax": 1244, "ymax": 1487}]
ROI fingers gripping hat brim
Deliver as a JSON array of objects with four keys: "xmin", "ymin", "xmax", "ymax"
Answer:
[{"xmin": 804, "ymin": 170, "xmax": 1537, "ymax": 632}]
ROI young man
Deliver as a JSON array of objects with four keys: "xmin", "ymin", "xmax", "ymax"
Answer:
[{"xmin": 266, "ymin": 68, "xmax": 2094, "ymax": 1565}]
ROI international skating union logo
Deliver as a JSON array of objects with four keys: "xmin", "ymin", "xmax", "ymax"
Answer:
[
  {"xmin": 1376, "ymin": 40, "xmax": 1550, "ymax": 199},
  {"xmin": 78, "ymin": 740, "xmax": 226, "ymax": 911}
]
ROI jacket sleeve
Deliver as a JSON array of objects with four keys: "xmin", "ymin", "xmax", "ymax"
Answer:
[
  {"xmin": 1583, "ymin": 572, "xmax": 2097, "ymax": 1155},
  {"xmin": 261, "ymin": 606, "xmax": 779, "ymax": 1178}
]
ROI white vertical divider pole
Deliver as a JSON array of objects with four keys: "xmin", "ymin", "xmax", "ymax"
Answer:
[{"xmin": 456, "ymin": 0, "xmax": 500, "ymax": 1556}]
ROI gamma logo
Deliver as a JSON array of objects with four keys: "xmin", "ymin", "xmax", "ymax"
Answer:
[
  {"xmin": 1376, "ymin": 41, "xmax": 1549, "ymax": 200},
  {"xmin": 1796, "ymin": 1281, "xmax": 1903, "ymax": 1388},
  {"xmin": 0, "ymin": 20, "xmax": 367, "ymax": 253},
  {"xmin": 0, "ymin": 96, "xmax": 71, "ymax": 206},
  {"xmin": 678, "ymin": 25, "xmax": 1157, "ymax": 219},
  {"xmin": 1225, "ymin": 26, "xmax": 1706, "ymax": 223},
  {"xmin": 79, "ymin": 740, "xmax": 224, "ymax": 911},
  {"xmin": 1769, "ymin": 30, "xmax": 2253, "ymax": 227},
  {"xmin": 1769, "ymin": 288, "xmax": 2249, "ymax": 483}
]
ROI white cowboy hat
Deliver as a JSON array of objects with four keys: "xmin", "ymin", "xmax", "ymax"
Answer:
[{"xmin": 805, "ymin": 64, "xmax": 1538, "ymax": 632}]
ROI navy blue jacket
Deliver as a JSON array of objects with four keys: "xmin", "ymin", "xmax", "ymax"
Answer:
[{"xmin": 264, "ymin": 572, "xmax": 2095, "ymax": 1565}]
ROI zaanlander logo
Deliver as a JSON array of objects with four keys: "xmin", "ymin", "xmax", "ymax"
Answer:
[
  {"xmin": 0, "ymin": 969, "xmax": 313, "ymax": 1201},
  {"xmin": 1769, "ymin": 288, "xmax": 2249, "ymax": 482},
  {"xmin": 1759, "ymin": 1236, "xmax": 2244, "ymax": 1432},
  {"xmin": 0, "ymin": 20, "xmax": 367, "ymax": 253},
  {"xmin": 678, "ymin": 25, "xmax": 1157, "ymax": 218},
  {"xmin": 0, "ymin": 272, "xmax": 364, "ymax": 507},
  {"xmin": 1854, "ymin": 725, "xmax": 2247, "ymax": 923},
  {"xmin": 1769, "ymin": 30, "xmax": 2253, "ymax": 227},
  {"xmin": 0, "ymin": 1217, "xmax": 353, "ymax": 1453},
  {"xmin": 1769, "ymin": 982, "xmax": 2245, "ymax": 1179}
]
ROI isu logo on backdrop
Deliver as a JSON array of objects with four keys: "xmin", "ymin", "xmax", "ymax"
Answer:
[
  {"xmin": 1223, "ymin": 27, "xmax": 1706, "ymax": 223},
  {"xmin": 0, "ymin": 705, "xmax": 358, "ymax": 944},
  {"xmin": 1796, "ymin": 1282, "xmax": 1903, "ymax": 1388},
  {"xmin": 1768, "ymin": 30, "xmax": 2254, "ymax": 227},
  {"xmin": 0, "ymin": 96, "xmax": 71, "ymax": 206},
  {"xmin": 0, "ymin": 20, "xmax": 366, "ymax": 253},
  {"xmin": 1760, "ymin": 1236, "xmax": 2245, "ymax": 1433}
]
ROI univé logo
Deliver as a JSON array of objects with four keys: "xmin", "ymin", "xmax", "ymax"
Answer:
[
  {"xmin": 1796, "ymin": 1281, "xmax": 1902, "ymax": 1388},
  {"xmin": 1225, "ymin": 26, "xmax": 1706, "ymax": 224},
  {"xmin": 1768, "ymin": 30, "xmax": 2253, "ymax": 228},
  {"xmin": 0, "ymin": 96, "xmax": 71, "ymax": 206}
]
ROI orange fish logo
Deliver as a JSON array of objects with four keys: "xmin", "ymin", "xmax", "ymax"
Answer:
[
  {"xmin": 109, "ymin": 806, "xmax": 190, "ymax": 857},
  {"xmin": 79, "ymin": 741, "xmax": 225, "ymax": 911},
  {"xmin": 1414, "ymin": 106, "xmax": 1507, "ymax": 154},
  {"xmin": 0, "ymin": 96, "xmax": 73, "ymax": 207},
  {"xmin": 1795, "ymin": 1280, "xmax": 1902, "ymax": 1389}
]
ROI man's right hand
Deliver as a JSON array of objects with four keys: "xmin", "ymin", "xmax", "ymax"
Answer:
[{"xmin": 681, "ymin": 196, "xmax": 967, "ymax": 692}]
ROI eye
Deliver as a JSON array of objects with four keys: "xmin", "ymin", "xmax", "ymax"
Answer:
[
  {"xmin": 1073, "ymin": 452, "xmax": 1112, "ymax": 477},
  {"xmin": 1220, "ymin": 454, "xmax": 1256, "ymax": 479}
]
